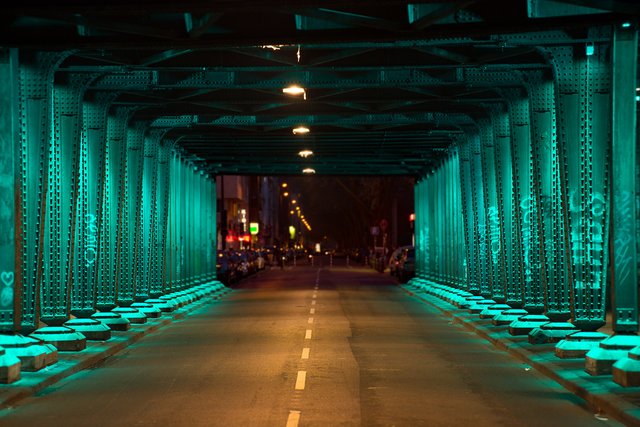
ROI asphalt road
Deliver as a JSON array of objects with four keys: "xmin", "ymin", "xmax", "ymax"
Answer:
[{"xmin": 0, "ymin": 262, "xmax": 623, "ymax": 427}]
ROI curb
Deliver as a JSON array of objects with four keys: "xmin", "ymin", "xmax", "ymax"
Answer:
[{"xmin": 399, "ymin": 285, "xmax": 640, "ymax": 427}]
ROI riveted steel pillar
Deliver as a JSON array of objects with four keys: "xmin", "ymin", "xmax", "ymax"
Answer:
[
  {"xmin": 449, "ymin": 147, "xmax": 466, "ymax": 289},
  {"xmin": 548, "ymin": 41, "xmax": 611, "ymax": 331},
  {"xmin": 525, "ymin": 72, "xmax": 569, "ymax": 320},
  {"xmin": 189, "ymin": 167, "xmax": 199, "ymax": 283},
  {"xmin": 153, "ymin": 142, "xmax": 172, "ymax": 298},
  {"xmin": 167, "ymin": 152, "xmax": 184, "ymax": 292},
  {"xmin": 478, "ymin": 113, "xmax": 508, "ymax": 303},
  {"xmin": 467, "ymin": 130, "xmax": 490, "ymax": 297},
  {"xmin": 96, "ymin": 107, "xmax": 134, "ymax": 312},
  {"xmin": 207, "ymin": 175, "xmax": 218, "ymax": 281},
  {"xmin": 47, "ymin": 75, "xmax": 98, "ymax": 326},
  {"xmin": 71, "ymin": 92, "xmax": 116, "ymax": 318},
  {"xmin": 458, "ymin": 140, "xmax": 476, "ymax": 293},
  {"xmin": 506, "ymin": 86, "xmax": 545, "ymax": 314},
  {"xmin": 413, "ymin": 149, "xmax": 465, "ymax": 288},
  {"xmin": 502, "ymin": 90, "xmax": 531, "ymax": 308},
  {"xmin": 424, "ymin": 170, "xmax": 434, "ymax": 281},
  {"xmin": 490, "ymin": 104, "xmax": 520, "ymax": 307},
  {"xmin": 420, "ymin": 175, "xmax": 434, "ymax": 282},
  {"xmin": 136, "ymin": 130, "xmax": 163, "ymax": 302},
  {"xmin": 116, "ymin": 122, "xmax": 146, "ymax": 307},
  {"xmin": 478, "ymin": 118, "xmax": 500, "ymax": 300},
  {"xmin": 0, "ymin": 50, "xmax": 19, "ymax": 332},
  {"xmin": 610, "ymin": 26, "xmax": 638, "ymax": 334},
  {"xmin": 413, "ymin": 180, "xmax": 426, "ymax": 281},
  {"xmin": 40, "ymin": 74, "xmax": 94, "ymax": 326},
  {"xmin": 16, "ymin": 52, "xmax": 72, "ymax": 333}
]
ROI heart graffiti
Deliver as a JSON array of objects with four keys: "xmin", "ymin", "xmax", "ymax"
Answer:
[
  {"xmin": 0, "ymin": 271, "xmax": 13, "ymax": 287},
  {"xmin": 0, "ymin": 271, "xmax": 13, "ymax": 309}
]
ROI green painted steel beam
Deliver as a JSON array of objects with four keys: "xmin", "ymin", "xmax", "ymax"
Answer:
[
  {"xmin": 611, "ymin": 25, "xmax": 638, "ymax": 334},
  {"xmin": 0, "ymin": 50, "xmax": 19, "ymax": 332}
]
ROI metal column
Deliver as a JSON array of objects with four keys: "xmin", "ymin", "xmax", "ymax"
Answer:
[{"xmin": 610, "ymin": 26, "xmax": 638, "ymax": 334}]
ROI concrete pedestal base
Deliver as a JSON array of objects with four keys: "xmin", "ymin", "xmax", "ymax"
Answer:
[
  {"xmin": 612, "ymin": 346, "xmax": 640, "ymax": 387},
  {"xmin": 508, "ymin": 314, "xmax": 550, "ymax": 336},
  {"xmin": 91, "ymin": 312, "xmax": 131, "ymax": 331},
  {"xmin": 0, "ymin": 334, "xmax": 49, "ymax": 371},
  {"xmin": 159, "ymin": 295, "xmax": 182, "ymax": 310},
  {"xmin": 145, "ymin": 298, "xmax": 174, "ymax": 312},
  {"xmin": 458, "ymin": 295, "xmax": 483, "ymax": 309},
  {"xmin": 528, "ymin": 322, "xmax": 578, "ymax": 344},
  {"xmin": 131, "ymin": 302, "xmax": 162, "ymax": 318},
  {"xmin": 450, "ymin": 291, "xmax": 474, "ymax": 307},
  {"xmin": 64, "ymin": 318, "xmax": 112, "ymax": 340},
  {"xmin": 555, "ymin": 332, "xmax": 608, "ymax": 359},
  {"xmin": 492, "ymin": 309, "xmax": 528, "ymax": 326},
  {"xmin": 0, "ymin": 347, "xmax": 21, "ymax": 384},
  {"xmin": 479, "ymin": 304, "xmax": 511, "ymax": 319},
  {"xmin": 30, "ymin": 326, "xmax": 87, "ymax": 351},
  {"xmin": 433, "ymin": 286, "xmax": 450, "ymax": 298},
  {"xmin": 112, "ymin": 307, "xmax": 147, "ymax": 324},
  {"xmin": 469, "ymin": 299, "xmax": 496, "ymax": 314},
  {"xmin": 41, "ymin": 343, "xmax": 59, "ymax": 365},
  {"xmin": 178, "ymin": 291, "xmax": 196, "ymax": 304},
  {"xmin": 406, "ymin": 278, "xmax": 427, "ymax": 291},
  {"xmin": 586, "ymin": 335, "xmax": 640, "ymax": 376}
]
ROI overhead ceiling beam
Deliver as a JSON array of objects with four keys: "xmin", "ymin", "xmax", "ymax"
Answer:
[
  {"xmin": 305, "ymin": 48, "xmax": 377, "ymax": 66},
  {"xmin": 295, "ymin": 8, "xmax": 405, "ymax": 32},
  {"xmin": 139, "ymin": 49, "xmax": 194, "ymax": 66},
  {"xmin": 229, "ymin": 48, "xmax": 300, "ymax": 66},
  {"xmin": 410, "ymin": 1, "xmax": 481, "ymax": 30},
  {"xmin": 184, "ymin": 12, "xmax": 225, "ymax": 38}
]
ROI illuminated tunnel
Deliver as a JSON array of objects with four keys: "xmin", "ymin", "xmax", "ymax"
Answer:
[{"xmin": 0, "ymin": 1, "xmax": 639, "ymax": 389}]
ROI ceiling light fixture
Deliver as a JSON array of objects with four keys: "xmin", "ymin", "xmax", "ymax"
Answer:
[
  {"xmin": 283, "ymin": 85, "xmax": 306, "ymax": 100},
  {"xmin": 302, "ymin": 168, "xmax": 316, "ymax": 174},
  {"xmin": 293, "ymin": 126, "xmax": 310, "ymax": 135},
  {"xmin": 298, "ymin": 150, "xmax": 313, "ymax": 158}
]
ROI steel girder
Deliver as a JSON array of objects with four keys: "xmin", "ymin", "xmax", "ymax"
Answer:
[
  {"xmin": 15, "ymin": 51, "xmax": 74, "ymax": 333},
  {"xmin": 611, "ymin": 25, "xmax": 639, "ymax": 334},
  {"xmin": 0, "ymin": 50, "xmax": 19, "ymax": 332}
]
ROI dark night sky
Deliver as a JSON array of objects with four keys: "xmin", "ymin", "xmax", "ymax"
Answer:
[{"xmin": 282, "ymin": 176, "xmax": 414, "ymax": 250}]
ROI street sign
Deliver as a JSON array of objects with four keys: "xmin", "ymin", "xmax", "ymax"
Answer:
[{"xmin": 249, "ymin": 222, "xmax": 259, "ymax": 235}]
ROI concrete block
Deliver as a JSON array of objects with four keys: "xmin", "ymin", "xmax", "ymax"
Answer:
[
  {"xmin": 30, "ymin": 326, "xmax": 87, "ymax": 352},
  {"xmin": 555, "ymin": 332, "xmax": 608, "ymax": 359}
]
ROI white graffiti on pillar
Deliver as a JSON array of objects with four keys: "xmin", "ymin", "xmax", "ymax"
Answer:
[
  {"xmin": 568, "ymin": 189, "xmax": 606, "ymax": 290},
  {"xmin": 0, "ymin": 271, "xmax": 14, "ymax": 309},
  {"xmin": 613, "ymin": 190, "xmax": 633, "ymax": 286},
  {"xmin": 84, "ymin": 213, "xmax": 99, "ymax": 267},
  {"xmin": 519, "ymin": 197, "xmax": 534, "ymax": 285},
  {"xmin": 488, "ymin": 206, "xmax": 500, "ymax": 266}
]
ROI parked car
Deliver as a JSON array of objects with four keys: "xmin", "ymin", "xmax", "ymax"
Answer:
[
  {"xmin": 397, "ymin": 246, "xmax": 415, "ymax": 282},
  {"xmin": 216, "ymin": 250, "xmax": 237, "ymax": 284}
]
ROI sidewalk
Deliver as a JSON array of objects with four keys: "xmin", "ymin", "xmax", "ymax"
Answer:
[
  {"xmin": 399, "ymin": 282, "xmax": 640, "ymax": 427},
  {"xmin": 0, "ymin": 283, "xmax": 232, "ymax": 410}
]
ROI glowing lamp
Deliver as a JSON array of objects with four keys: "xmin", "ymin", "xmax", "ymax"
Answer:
[{"xmin": 293, "ymin": 126, "xmax": 310, "ymax": 135}]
